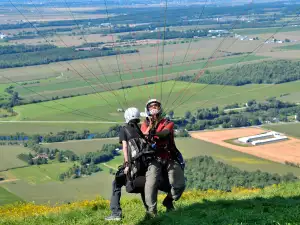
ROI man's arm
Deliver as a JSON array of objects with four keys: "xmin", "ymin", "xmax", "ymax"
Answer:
[
  {"xmin": 155, "ymin": 122, "xmax": 174, "ymax": 139},
  {"xmin": 122, "ymin": 140, "xmax": 129, "ymax": 163}
]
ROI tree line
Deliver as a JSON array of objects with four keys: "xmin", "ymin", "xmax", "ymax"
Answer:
[
  {"xmin": 174, "ymin": 99, "xmax": 300, "ymax": 131},
  {"xmin": 185, "ymin": 156, "xmax": 298, "ymax": 191},
  {"xmin": 176, "ymin": 60, "xmax": 300, "ymax": 86},
  {"xmin": 59, "ymin": 143, "xmax": 120, "ymax": 181},
  {"xmin": 0, "ymin": 46, "xmax": 138, "ymax": 69},
  {"xmin": 119, "ymin": 29, "xmax": 212, "ymax": 41}
]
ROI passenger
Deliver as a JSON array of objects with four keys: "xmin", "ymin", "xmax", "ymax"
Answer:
[
  {"xmin": 141, "ymin": 99, "xmax": 186, "ymax": 217},
  {"xmin": 105, "ymin": 107, "xmax": 171, "ymax": 221}
]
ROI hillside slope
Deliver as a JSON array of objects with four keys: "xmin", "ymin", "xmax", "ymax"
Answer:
[{"xmin": 1, "ymin": 182, "xmax": 300, "ymax": 225}]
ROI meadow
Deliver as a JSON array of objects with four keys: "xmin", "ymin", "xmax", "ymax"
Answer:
[
  {"xmin": 0, "ymin": 146, "xmax": 32, "ymax": 171},
  {"xmin": 279, "ymin": 44, "xmax": 300, "ymax": 50},
  {"xmin": 262, "ymin": 123, "xmax": 300, "ymax": 138},
  {"xmin": 0, "ymin": 122, "xmax": 116, "ymax": 135},
  {"xmin": 233, "ymin": 26, "xmax": 300, "ymax": 35},
  {"xmin": 0, "ymin": 187, "xmax": 24, "ymax": 206},
  {"xmin": 2, "ymin": 182, "xmax": 300, "ymax": 225},
  {"xmin": 9, "ymin": 54, "xmax": 266, "ymax": 100},
  {"xmin": 44, "ymin": 138, "xmax": 119, "ymax": 155},
  {"xmin": 4, "ymin": 80, "xmax": 300, "ymax": 122}
]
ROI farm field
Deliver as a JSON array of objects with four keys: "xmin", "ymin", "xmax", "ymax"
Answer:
[
  {"xmin": 4, "ymin": 80, "xmax": 300, "ymax": 122},
  {"xmin": 279, "ymin": 44, "xmax": 300, "ymax": 50},
  {"xmin": 0, "ymin": 187, "xmax": 23, "ymax": 205},
  {"xmin": 262, "ymin": 123, "xmax": 300, "ymax": 138},
  {"xmin": 190, "ymin": 127, "xmax": 300, "ymax": 164},
  {"xmin": 233, "ymin": 26, "xmax": 300, "ymax": 35},
  {"xmin": 10, "ymin": 162, "xmax": 76, "ymax": 185},
  {"xmin": 0, "ymin": 146, "xmax": 32, "ymax": 171},
  {"xmin": 5, "ymin": 54, "xmax": 267, "ymax": 101},
  {"xmin": 44, "ymin": 138, "xmax": 120, "ymax": 155},
  {"xmin": 0, "ymin": 121, "xmax": 116, "ymax": 135},
  {"xmin": 278, "ymin": 92, "xmax": 300, "ymax": 103},
  {"xmin": 0, "ymin": 39, "xmax": 271, "ymax": 84}
]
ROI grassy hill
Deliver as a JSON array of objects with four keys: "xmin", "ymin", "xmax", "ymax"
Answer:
[{"xmin": 1, "ymin": 182, "xmax": 300, "ymax": 224}]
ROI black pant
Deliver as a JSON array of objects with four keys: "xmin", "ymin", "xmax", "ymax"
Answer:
[{"xmin": 109, "ymin": 179, "xmax": 148, "ymax": 216}]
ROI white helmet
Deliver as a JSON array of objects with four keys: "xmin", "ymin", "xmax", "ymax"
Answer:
[
  {"xmin": 145, "ymin": 99, "xmax": 162, "ymax": 116},
  {"xmin": 124, "ymin": 107, "xmax": 140, "ymax": 123}
]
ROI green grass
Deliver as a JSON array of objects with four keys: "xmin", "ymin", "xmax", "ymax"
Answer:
[
  {"xmin": 43, "ymin": 138, "xmax": 120, "ymax": 155},
  {"xmin": 10, "ymin": 162, "xmax": 75, "ymax": 184},
  {"xmin": 223, "ymin": 138, "xmax": 252, "ymax": 147},
  {"xmin": 2, "ymin": 182, "xmax": 300, "ymax": 224},
  {"xmin": 278, "ymin": 92, "xmax": 300, "ymax": 103},
  {"xmin": 279, "ymin": 44, "xmax": 300, "ymax": 50},
  {"xmin": 13, "ymin": 54, "xmax": 266, "ymax": 99},
  {"xmin": 5, "ymin": 80, "xmax": 300, "ymax": 122},
  {"xmin": 0, "ymin": 122, "xmax": 115, "ymax": 135},
  {"xmin": 262, "ymin": 123, "xmax": 300, "ymax": 138},
  {"xmin": 0, "ymin": 146, "xmax": 32, "ymax": 171},
  {"xmin": 234, "ymin": 26, "xmax": 300, "ymax": 35},
  {"xmin": 2, "ymin": 170, "xmax": 117, "ymax": 205},
  {"xmin": 0, "ymin": 187, "xmax": 24, "ymax": 206}
]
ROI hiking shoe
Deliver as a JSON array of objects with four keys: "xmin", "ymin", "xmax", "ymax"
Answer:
[
  {"xmin": 162, "ymin": 196, "xmax": 175, "ymax": 212},
  {"xmin": 105, "ymin": 214, "xmax": 122, "ymax": 221}
]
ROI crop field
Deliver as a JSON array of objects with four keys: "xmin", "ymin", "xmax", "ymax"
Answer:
[
  {"xmin": 0, "ymin": 122, "xmax": 116, "ymax": 135},
  {"xmin": 13, "ymin": 54, "xmax": 267, "ymax": 100},
  {"xmin": 10, "ymin": 162, "xmax": 76, "ymax": 185},
  {"xmin": 0, "ymin": 39, "xmax": 270, "ymax": 84},
  {"xmin": 44, "ymin": 138, "xmax": 120, "ymax": 155},
  {"xmin": 278, "ymin": 92, "xmax": 300, "ymax": 103},
  {"xmin": 0, "ymin": 187, "xmax": 24, "ymax": 206},
  {"xmin": 279, "ymin": 44, "xmax": 300, "ymax": 51},
  {"xmin": 262, "ymin": 123, "xmax": 300, "ymax": 139},
  {"xmin": 1, "ymin": 171, "xmax": 116, "ymax": 205},
  {"xmin": 0, "ymin": 146, "xmax": 32, "ymax": 171},
  {"xmin": 234, "ymin": 26, "xmax": 300, "ymax": 35},
  {"xmin": 3, "ymin": 80, "xmax": 300, "ymax": 122},
  {"xmin": 190, "ymin": 127, "xmax": 300, "ymax": 165}
]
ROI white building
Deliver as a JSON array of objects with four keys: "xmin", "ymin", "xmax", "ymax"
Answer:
[
  {"xmin": 238, "ymin": 131, "xmax": 286, "ymax": 145},
  {"xmin": 0, "ymin": 34, "xmax": 7, "ymax": 39}
]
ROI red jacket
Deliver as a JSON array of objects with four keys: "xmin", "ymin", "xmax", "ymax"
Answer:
[{"xmin": 141, "ymin": 118, "xmax": 175, "ymax": 159}]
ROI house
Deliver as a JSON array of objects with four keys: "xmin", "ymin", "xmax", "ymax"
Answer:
[
  {"xmin": 0, "ymin": 34, "xmax": 7, "ymax": 39},
  {"xmin": 32, "ymin": 153, "xmax": 49, "ymax": 160}
]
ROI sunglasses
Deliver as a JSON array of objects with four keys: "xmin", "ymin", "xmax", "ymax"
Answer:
[{"xmin": 149, "ymin": 103, "xmax": 160, "ymax": 108}]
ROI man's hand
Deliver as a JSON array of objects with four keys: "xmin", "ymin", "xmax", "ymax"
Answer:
[{"xmin": 124, "ymin": 166, "xmax": 129, "ymax": 174}]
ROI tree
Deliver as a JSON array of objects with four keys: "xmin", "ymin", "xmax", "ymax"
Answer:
[
  {"xmin": 297, "ymin": 111, "xmax": 300, "ymax": 122},
  {"xmin": 168, "ymin": 110, "xmax": 174, "ymax": 119},
  {"xmin": 185, "ymin": 111, "xmax": 192, "ymax": 119}
]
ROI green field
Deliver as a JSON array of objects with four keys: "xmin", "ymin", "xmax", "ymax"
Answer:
[
  {"xmin": 262, "ymin": 123, "xmax": 300, "ymax": 138},
  {"xmin": 13, "ymin": 54, "xmax": 266, "ymax": 100},
  {"xmin": 0, "ymin": 122, "xmax": 116, "ymax": 135},
  {"xmin": 4, "ymin": 80, "xmax": 300, "ymax": 122},
  {"xmin": 0, "ymin": 146, "xmax": 32, "ymax": 171},
  {"xmin": 234, "ymin": 26, "xmax": 300, "ymax": 35},
  {"xmin": 278, "ymin": 92, "xmax": 300, "ymax": 103},
  {"xmin": 44, "ymin": 138, "xmax": 120, "ymax": 155},
  {"xmin": 279, "ymin": 44, "xmax": 300, "ymax": 50},
  {"xmin": 0, "ymin": 187, "xmax": 24, "ymax": 205},
  {"xmin": 2, "ymin": 171, "xmax": 116, "ymax": 205},
  {"xmin": 10, "ymin": 162, "xmax": 76, "ymax": 185}
]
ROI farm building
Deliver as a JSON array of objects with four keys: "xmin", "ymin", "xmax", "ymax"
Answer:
[
  {"xmin": 252, "ymin": 136, "xmax": 288, "ymax": 146},
  {"xmin": 238, "ymin": 131, "xmax": 288, "ymax": 146},
  {"xmin": 238, "ymin": 131, "xmax": 281, "ymax": 143}
]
